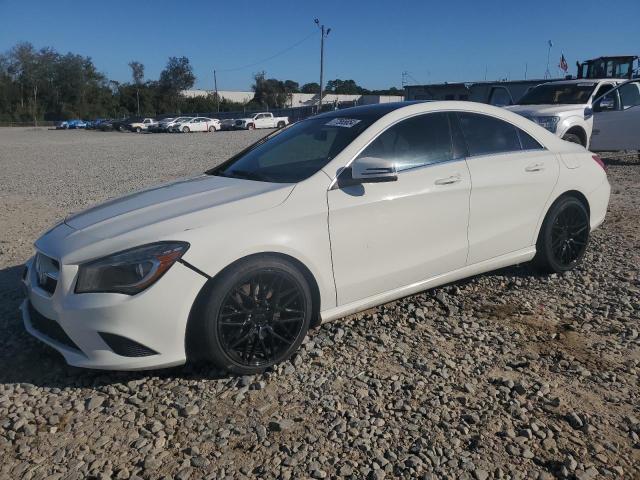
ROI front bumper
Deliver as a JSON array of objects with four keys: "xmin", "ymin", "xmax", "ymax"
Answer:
[{"xmin": 21, "ymin": 254, "xmax": 207, "ymax": 370}]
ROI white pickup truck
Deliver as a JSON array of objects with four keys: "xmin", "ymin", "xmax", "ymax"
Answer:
[
  {"xmin": 505, "ymin": 79, "xmax": 622, "ymax": 147},
  {"xmin": 233, "ymin": 112, "xmax": 289, "ymax": 130}
]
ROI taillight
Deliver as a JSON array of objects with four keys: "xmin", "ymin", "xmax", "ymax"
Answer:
[{"xmin": 592, "ymin": 154, "xmax": 606, "ymax": 171}]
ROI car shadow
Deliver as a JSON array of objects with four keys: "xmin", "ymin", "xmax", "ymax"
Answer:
[
  {"xmin": 0, "ymin": 259, "xmax": 543, "ymax": 390},
  {"xmin": 0, "ymin": 263, "xmax": 239, "ymax": 390}
]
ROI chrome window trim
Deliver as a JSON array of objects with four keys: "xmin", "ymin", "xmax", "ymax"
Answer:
[{"xmin": 328, "ymin": 108, "xmax": 548, "ymax": 190}]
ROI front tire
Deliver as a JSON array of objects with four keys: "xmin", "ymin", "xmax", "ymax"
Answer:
[
  {"xmin": 182, "ymin": 126, "xmax": 190, "ymax": 133},
  {"xmin": 562, "ymin": 133, "xmax": 583, "ymax": 146},
  {"xmin": 247, "ymin": 123, "xmax": 255, "ymax": 130},
  {"xmin": 208, "ymin": 126, "xmax": 215, "ymax": 132},
  {"xmin": 190, "ymin": 256, "xmax": 312, "ymax": 374},
  {"xmin": 533, "ymin": 196, "xmax": 590, "ymax": 273},
  {"xmin": 135, "ymin": 127, "xmax": 142, "ymax": 133}
]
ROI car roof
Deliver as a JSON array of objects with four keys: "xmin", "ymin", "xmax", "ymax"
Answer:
[{"xmin": 314, "ymin": 101, "xmax": 428, "ymax": 121}]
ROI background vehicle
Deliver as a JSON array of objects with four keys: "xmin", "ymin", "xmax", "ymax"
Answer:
[
  {"xmin": 175, "ymin": 117, "xmax": 220, "ymax": 133},
  {"xmin": 127, "ymin": 117, "xmax": 157, "ymax": 133},
  {"xmin": 505, "ymin": 79, "xmax": 621, "ymax": 147},
  {"xmin": 148, "ymin": 117, "xmax": 175, "ymax": 132},
  {"xmin": 590, "ymin": 78, "xmax": 640, "ymax": 151},
  {"xmin": 233, "ymin": 112, "xmax": 289, "ymax": 130},
  {"xmin": 56, "ymin": 119, "xmax": 88, "ymax": 129},
  {"xmin": 22, "ymin": 102, "xmax": 609, "ymax": 374},
  {"xmin": 109, "ymin": 117, "xmax": 138, "ymax": 132},
  {"xmin": 167, "ymin": 117, "xmax": 194, "ymax": 132},
  {"xmin": 86, "ymin": 119, "xmax": 108, "ymax": 129},
  {"xmin": 220, "ymin": 118, "xmax": 236, "ymax": 131}
]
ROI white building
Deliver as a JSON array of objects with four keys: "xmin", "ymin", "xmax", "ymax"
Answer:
[{"xmin": 182, "ymin": 89, "xmax": 403, "ymax": 107}]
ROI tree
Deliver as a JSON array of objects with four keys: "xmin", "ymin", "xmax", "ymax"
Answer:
[
  {"xmin": 159, "ymin": 56, "xmax": 195, "ymax": 92},
  {"xmin": 325, "ymin": 79, "xmax": 364, "ymax": 95},
  {"xmin": 300, "ymin": 82, "xmax": 320, "ymax": 94},
  {"xmin": 251, "ymin": 72, "xmax": 291, "ymax": 108},
  {"xmin": 128, "ymin": 61, "xmax": 144, "ymax": 115}
]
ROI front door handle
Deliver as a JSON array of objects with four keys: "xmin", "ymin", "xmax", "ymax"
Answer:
[
  {"xmin": 435, "ymin": 175, "xmax": 462, "ymax": 185},
  {"xmin": 525, "ymin": 163, "xmax": 545, "ymax": 172}
]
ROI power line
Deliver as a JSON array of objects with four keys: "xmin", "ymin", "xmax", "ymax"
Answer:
[{"xmin": 216, "ymin": 31, "xmax": 316, "ymax": 73}]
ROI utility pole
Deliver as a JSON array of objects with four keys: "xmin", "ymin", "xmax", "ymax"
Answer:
[
  {"xmin": 213, "ymin": 69, "xmax": 219, "ymax": 113},
  {"xmin": 315, "ymin": 18, "xmax": 331, "ymax": 113}
]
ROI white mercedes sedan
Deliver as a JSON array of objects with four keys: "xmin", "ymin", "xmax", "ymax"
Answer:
[{"xmin": 21, "ymin": 101, "xmax": 610, "ymax": 373}]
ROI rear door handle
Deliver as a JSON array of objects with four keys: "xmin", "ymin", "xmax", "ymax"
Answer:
[
  {"xmin": 435, "ymin": 175, "xmax": 462, "ymax": 185},
  {"xmin": 525, "ymin": 163, "xmax": 545, "ymax": 172}
]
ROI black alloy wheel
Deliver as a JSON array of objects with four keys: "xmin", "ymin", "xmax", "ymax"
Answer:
[
  {"xmin": 218, "ymin": 271, "xmax": 307, "ymax": 367},
  {"xmin": 189, "ymin": 256, "xmax": 312, "ymax": 374},
  {"xmin": 534, "ymin": 196, "xmax": 590, "ymax": 273}
]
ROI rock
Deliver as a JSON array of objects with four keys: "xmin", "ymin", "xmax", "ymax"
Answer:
[
  {"xmin": 268, "ymin": 419, "xmax": 294, "ymax": 432},
  {"xmin": 85, "ymin": 396, "xmax": 105, "ymax": 411}
]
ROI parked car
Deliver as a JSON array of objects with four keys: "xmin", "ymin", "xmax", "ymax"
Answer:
[
  {"xmin": 220, "ymin": 119, "xmax": 236, "ymax": 131},
  {"xmin": 21, "ymin": 102, "xmax": 610, "ymax": 373},
  {"xmin": 589, "ymin": 78, "xmax": 640, "ymax": 151},
  {"xmin": 86, "ymin": 119, "xmax": 108, "ymax": 129},
  {"xmin": 148, "ymin": 117, "xmax": 175, "ymax": 133},
  {"xmin": 233, "ymin": 112, "xmax": 289, "ymax": 130},
  {"xmin": 108, "ymin": 118, "xmax": 139, "ymax": 132},
  {"xmin": 505, "ymin": 78, "xmax": 622, "ymax": 147},
  {"xmin": 166, "ymin": 117, "xmax": 194, "ymax": 133},
  {"xmin": 56, "ymin": 119, "xmax": 88, "ymax": 129},
  {"xmin": 127, "ymin": 117, "xmax": 157, "ymax": 133},
  {"xmin": 174, "ymin": 117, "xmax": 221, "ymax": 133}
]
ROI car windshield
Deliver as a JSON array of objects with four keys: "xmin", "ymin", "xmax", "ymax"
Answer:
[
  {"xmin": 517, "ymin": 83, "xmax": 597, "ymax": 105},
  {"xmin": 210, "ymin": 115, "xmax": 375, "ymax": 183}
]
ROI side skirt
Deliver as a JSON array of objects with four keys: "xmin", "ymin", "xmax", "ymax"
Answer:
[{"xmin": 319, "ymin": 246, "xmax": 536, "ymax": 323}]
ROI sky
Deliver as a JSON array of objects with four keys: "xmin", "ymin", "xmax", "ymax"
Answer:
[{"xmin": 0, "ymin": 0, "xmax": 638, "ymax": 91}]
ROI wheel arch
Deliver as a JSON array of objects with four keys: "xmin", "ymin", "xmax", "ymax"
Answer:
[
  {"xmin": 534, "ymin": 189, "xmax": 591, "ymax": 245},
  {"xmin": 563, "ymin": 125, "xmax": 588, "ymax": 147},
  {"xmin": 184, "ymin": 251, "xmax": 322, "ymax": 360}
]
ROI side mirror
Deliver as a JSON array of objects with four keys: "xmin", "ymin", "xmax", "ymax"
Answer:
[
  {"xmin": 336, "ymin": 157, "xmax": 398, "ymax": 189},
  {"xmin": 351, "ymin": 156, "xmax": 398, "ymax": 183}
]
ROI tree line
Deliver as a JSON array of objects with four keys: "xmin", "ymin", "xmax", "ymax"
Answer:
[{"xmin": 0, "ymin": 42, "xmax": 402, "ymax": 122}]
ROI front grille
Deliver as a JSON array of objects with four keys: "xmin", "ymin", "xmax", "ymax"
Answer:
[
  {"xmin": 99, "ymin": 332, "xmax": 157, "ymax": 357},
  {"xmin": 35, "ymin": 253, "xmax": 59, "ymax": 295},
  {"xmin": 28, "ymin": 302, "xmax": 81, "ymax": 352}
]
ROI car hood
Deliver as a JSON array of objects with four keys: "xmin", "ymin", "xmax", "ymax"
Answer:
[
  {"xmin": 63, "ymin": 175, "xmax": 293, "ymax": 241},
  {"xmin": 505, "ymin": 104, "xmax": 586, "ymax": 117}
]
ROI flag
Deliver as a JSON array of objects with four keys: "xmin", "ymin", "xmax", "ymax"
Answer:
[{"xmin": 559, "ymin": 54, "xmax": 568, "ymax": 72}]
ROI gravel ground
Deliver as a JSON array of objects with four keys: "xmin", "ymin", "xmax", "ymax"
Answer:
[{"xmin": 0, "ymin": 128, "xmax": 638, "ymax": 480}]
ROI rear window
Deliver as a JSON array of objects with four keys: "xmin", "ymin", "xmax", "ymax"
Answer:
[{"xmin": 457, "ymin": 113, "xmax": 521, "ymax": 156}]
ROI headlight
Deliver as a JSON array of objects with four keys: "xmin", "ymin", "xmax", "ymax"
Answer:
[
  {"xmin": 532, "ymin": 116, "xmax": 560, "ymax": 132},
  {"xmin": 75, "ymin": 242, "xmax": 189, "ymax": 295}
]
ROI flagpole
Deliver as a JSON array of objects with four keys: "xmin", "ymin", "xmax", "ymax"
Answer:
[{"xmin": 545, "ymin": 40, "xmax": 553, "ymax": 79}]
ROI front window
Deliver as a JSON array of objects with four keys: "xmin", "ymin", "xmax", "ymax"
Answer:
[
  {"xmin": 517, "ymin": 83, "xmax": 597, "ymax": 105},
  {"xmin": 211, "ymin": 116, "xmax": 375, "ymax": 183}
]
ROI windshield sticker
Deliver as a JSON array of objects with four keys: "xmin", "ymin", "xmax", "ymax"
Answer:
[{"xmin": 325, "ymin": 118, "xmax": 362, "ymax": 128}]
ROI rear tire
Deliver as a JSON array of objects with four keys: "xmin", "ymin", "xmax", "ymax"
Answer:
[
  {"xmin": 562, "ymin": 133, "xmax": 583, "ymax": 146},
  {"xmin": 533, "ymin": 196, "xmax": 590, "ymax": 273},
  {"xmin": 189, "ymin": 256, "xmax": 312, "ymax": 375},
  {"xmin": 277, "ymin": 121, "xmax": 285, "ymax": 128}
]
